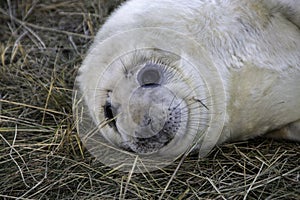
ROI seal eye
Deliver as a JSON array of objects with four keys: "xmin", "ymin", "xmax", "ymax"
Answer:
[
  {"xmin": 137, "ymin": 64, "xmax": 163, "ymax": 86},
  {"xmin": 104, "ymin": 102, "xmax": 117, "ymax": 129}
]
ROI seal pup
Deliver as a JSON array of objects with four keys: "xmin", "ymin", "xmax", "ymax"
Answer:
[{"xmin": 75, "ymin": 0, "xmax": 300, "ymax": 170}]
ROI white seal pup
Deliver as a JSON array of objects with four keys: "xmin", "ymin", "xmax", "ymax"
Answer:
[{"xmin": 75, "ymin": 0, "xmax": 300, "ymax": 170}]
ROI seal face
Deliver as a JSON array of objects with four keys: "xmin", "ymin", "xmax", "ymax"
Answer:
[
  {"xmin": 92, "ymin": 49, "xmax": 208, "ymax": 156},
  {"xmin": 103, "ymin": 65, "xmax": 183, "ymax": 153}
]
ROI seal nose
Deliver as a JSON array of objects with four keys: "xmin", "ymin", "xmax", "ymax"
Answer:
[
  {"xmin": 137, "ymin": 63, "xmax": 164, "ymax": 87},
  {"xmin": 128, "ymin": 86, "xmax": 168, "ymax": 138},
  {"xmin": 124, "ymin": 85, "xmax": 183, "ymax": 153}
]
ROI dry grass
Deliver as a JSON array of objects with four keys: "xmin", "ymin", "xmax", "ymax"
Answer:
[{"xmin": 0, "ymin": 0, "xmax": 299, "ymax": 199}]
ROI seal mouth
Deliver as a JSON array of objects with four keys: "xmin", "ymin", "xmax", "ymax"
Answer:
[
  {"xmin": 125, "ymin": 130, "xmax": 175, "ymax": 153},
  {"xmin": 121, "ymin": 100, "xmax": 182, "ymax": 154}
]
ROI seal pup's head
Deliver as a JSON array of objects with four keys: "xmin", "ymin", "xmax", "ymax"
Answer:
[
  {"xmin": 88, "ymin": 49, "xmax": 208, "ymax": 155},
  {"xmin": 74, "ymin": 28, "xmax": 226, "ymax": 172},
  {"xmin": 105, "ymin": 61, "xmax": 186, "ymax": 154}
]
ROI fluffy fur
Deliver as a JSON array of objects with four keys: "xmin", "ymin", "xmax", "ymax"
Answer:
[{"xmin": 78, "ymin": 0, "xmax": 300, "ymax": 157}]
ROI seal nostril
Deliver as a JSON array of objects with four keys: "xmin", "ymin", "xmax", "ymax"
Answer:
[{"xmin": 141, "ymin": 83, "xmax": 161, "ymax": 88}]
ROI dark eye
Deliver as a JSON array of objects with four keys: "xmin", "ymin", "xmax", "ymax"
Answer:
[
  {"xmin": 137, "ymin": 63, "xmax": 163, "ymax": 86},
  {"xmin": 103, "ymin": 102, "xmax": 117, "ymax": 129}
]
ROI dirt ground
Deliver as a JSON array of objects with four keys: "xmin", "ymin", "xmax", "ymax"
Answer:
[{"xmin": 0, "ymin": 0, "xmax": 299, "ymax": 199}]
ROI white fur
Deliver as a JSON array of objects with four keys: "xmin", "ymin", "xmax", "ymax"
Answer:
[{"xmin": 78, "ymin": 0, "xmax": 300, "ymax": 157}]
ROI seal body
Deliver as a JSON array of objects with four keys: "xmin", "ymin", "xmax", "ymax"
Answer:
[{"xmin": 78, "ymin": 0, "xmax": 300, "ymax": 157}]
